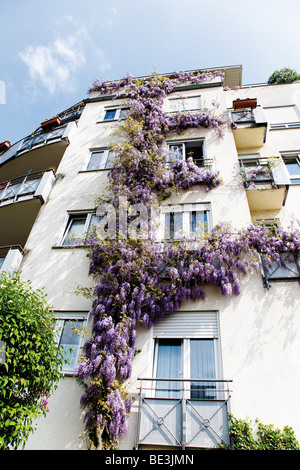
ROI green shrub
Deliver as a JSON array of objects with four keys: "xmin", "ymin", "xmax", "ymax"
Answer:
[
  {"xmin": 229, "ymin": 415, "xmax": 300, "ymax": 450},
  {"xmin": 0, "ymin": 274, "xmax": 65, "ymax": 449}
]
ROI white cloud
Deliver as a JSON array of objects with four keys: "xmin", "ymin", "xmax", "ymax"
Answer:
[
  {"xmin": 19, "ymin": 26, "xmax": 110, "ymax": 95},
  {"xmin": 19, "ymin": 34, "xmax": 86, "ymax": 94}
]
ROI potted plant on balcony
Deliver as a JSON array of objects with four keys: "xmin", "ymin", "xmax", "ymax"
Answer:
[
  {"xmin": 233, "ymin": 98, "xmax": 257, "ymax": 110},
  {"xmin": 40, "ymin": 116, "xmax": 61, "ymax": 131},
  {"xmin": 0, "ymin": 141, "xmax": 11, "ymax": 153}
]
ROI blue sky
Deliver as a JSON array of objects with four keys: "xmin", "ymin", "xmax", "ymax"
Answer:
[{"xmin": 1, "ymin": 0, "xmax": 300, "ymax": 145}]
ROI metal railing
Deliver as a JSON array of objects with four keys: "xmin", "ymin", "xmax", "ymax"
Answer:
[
  {"xmin": 0, "ymin": 170, "xmax": 53, "ymax": 203},
  {"xmin": 17, "ymin": 124, "xmax": 68, "ymax": 153},
  {"xmin": 136, "ymin": 377, "xmax": 232, "ymax": 449},
  {"xmin": 241, "ymin": 165, "xmax": 275, "ymax": 188},
  {"xmin": 231, "ymin": 109, "xmax": 255, "ymax": 124}
]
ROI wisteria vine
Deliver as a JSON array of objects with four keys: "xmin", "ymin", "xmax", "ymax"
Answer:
[{"xmin": 76, "ymin": 71, "xmax": 300, "ymax": 449}]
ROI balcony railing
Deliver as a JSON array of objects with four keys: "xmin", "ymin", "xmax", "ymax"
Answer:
[
  {"xmin": 260, "ymin": 252, "xmax": 300, "ymax": 288},
  {"xmin": 17, "ymin": 124, "xmax": 69, "ymax": 154},
  {"xmin": 0, "ymin": 169, "xmax": 55, "ymax": 206},
  {"xmin": 0, "ymin": 121, "xmax": 77, "ymax": 170},
  {"xmin": 136, "ymin": 378, "xmax": 232, "ymax": 449},
  {"xmin": 241, "ymin": 164, "xmax": 275, "ymax": 189}
]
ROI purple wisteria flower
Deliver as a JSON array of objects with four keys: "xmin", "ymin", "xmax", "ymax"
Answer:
[{"xmin": 77, "ymin": 70, "xmax": 300, "ymax": 448}]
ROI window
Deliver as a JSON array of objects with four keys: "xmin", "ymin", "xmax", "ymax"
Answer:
[
  {"xmin": 61, "ymin": 212, "xmax": 101, "ymax": 246},
  {"xmin": 153, "ymin": 311, "xmax": 221, "ymax": 400},
  {"xmin": 281, "ymin": 154, "xmax": 300, "ymax": 184},
  {"xmin": 87, "ymin": 149, "xmax": 114, "ymax": 170},
  {"xmin": 155, "ymin": 338, "xmax": 217, "ymax": 400},
  {"xmin": 161, "ymin": 204, "xmax": 211, "ymax": 240},
  {"xmin": 103, "ymin": 107, "xmax": 129, "ymax": 121},
  {"xmin": 54, "ymin": 314, "xmax": 87, "ymax": 373},
  {"xmin": 167, "ymin": 140, "xmax": 204, "ymax": 166},
  {"xmin": 264, "ymin": 105, "xmax": 300, "ymax": 129},
  {"xmin": 0, "ymin": 256, "xmax": 4, "ymax": 270},
  {"xmin": 168, "ymin": 95, "xmax": 201, "ymax": 112}
]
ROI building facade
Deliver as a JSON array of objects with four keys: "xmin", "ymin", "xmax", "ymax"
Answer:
[{"xmin": 1, "ymin": 65, "xmax": 300, "ymax": 450}]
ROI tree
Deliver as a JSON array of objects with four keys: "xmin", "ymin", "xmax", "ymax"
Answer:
[
  {"xmin": 0, "ymin": 274, "xmax": 65, "ymax": 450},
  {"xmin": 268, "ymin": 67, "xmax": 300, "ymax": 84}
]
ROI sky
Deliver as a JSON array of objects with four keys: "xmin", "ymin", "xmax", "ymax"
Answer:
[{"xmin": 1, "ymin": 0, "xmax": 300, "ymax": 145}]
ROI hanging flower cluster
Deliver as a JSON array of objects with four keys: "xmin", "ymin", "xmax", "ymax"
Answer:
[{"xmin": 77, "ymin": 71, "xmax": 300, "ymax": 449}]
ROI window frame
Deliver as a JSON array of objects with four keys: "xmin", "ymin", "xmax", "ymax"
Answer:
[
  {"xmin": 168, "ymin": 95, "xmax": 202, "ymax": 113},
  {"xmin": 160, "ymin": 203, "xmax": 212, "ymax": 241},
  {"xmin": 102, "ymin": 107, "xmax": 129, "ymax": 122},
  {"xmin": 264, "ymin": 105, "xmax": 300, "ymax": 129},
  {"xmin": 86, "ymin": 148, "xmax": 115, "ymax": 171},
  {"xmin": 53, "ymin": 312, "xmax": 88, "ymax": 374},
  {"xmin": 60, "ymin": 211, "xmax": 101, "ymax": 246},
  {"xmin": 152, "ymin": 311, "xmax": 222, "ymax": 400},
  {"xmin": 281, "ymin": 153, "xmax": 300, "ymax": 184},
  {"xmin": 166, "ymin": 139, "xmax": 205, "ymax": 166}
]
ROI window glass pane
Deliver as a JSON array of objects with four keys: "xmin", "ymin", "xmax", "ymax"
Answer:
[
  {"xmin": 105, "ymin": 151, "xmax": 115, "ymax": 169},
  {"xmin": 119, "ymin": 108, "xmax": 129, "ymax": 120},
  {"xmin": 104, "ymin": 110, "xmax": 116, "ymax": 121},
  {"xmin": 0, "ymin": 257, "xmax": 5, "ymax": 269},
  {"xmin": 184, "ymin": 96, "xmax": 201, "ymax": 110},
  {"xmin": 87, "ymin": 151, "xmax": 104, "ymax": 171},
  {"xmin": 190, "ymin": 211, "xmax": 208, "ymax": 238},
  {"xmin": 59, "ymin": 320, "xmax": 84, "ymax": 371},
  {"xmin": 168, "ymin": 144, "xmax": 183, "ymax": 162},
  {"xmin": 164, "ymin": 212, "xmax": 183, "ymax": 240},
  {"xmin": 190, "ymin": 339, "xmax": 216, "ymax": 399},
  {"xmin": 88, "ymin": 214, "xmax": 101, "ymax": 234},
  {"xmin": 62, "ymin": 217, "xmax": 86, "ymax": 245},
  {"xmin": 284, "ymin": 158, "xmax": 300, "ymax": 176},
  {"xmin": 186, "ymin": 142, "xmax": 203, "ymax": 165},
  {"xmin": 169, "ymin": 96, "xmax": 200, "ymax": 112},
  {"xmin": 156, "ymin": 339, "xmax": 182, "ymax": 398}
]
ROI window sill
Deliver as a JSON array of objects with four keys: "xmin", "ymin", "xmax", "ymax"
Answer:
[
  {"xmin": 52, "ymin": 244, "xmax": 87, "ymax": 249},
  {"xmin": 269, "ymin": 124, "xmax": 300, "ymax": 130},
  {"xmin": 78, "ymin": 169, "xmax": 110, "ymax": 173}
]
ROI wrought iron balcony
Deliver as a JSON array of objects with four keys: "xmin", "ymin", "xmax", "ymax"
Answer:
[
  {"xmin": 260, "ymin": 252, "xmax": 300, "ymax": 288},
  {"xmin": 136, "ymin": 378, "xmax": 232, "ymax": 449}
]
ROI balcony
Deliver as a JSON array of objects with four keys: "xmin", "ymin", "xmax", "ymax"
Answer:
[
  {"xmin": 0, "ymin": 169, "xmax": 55, "ymax": 247},
  {"xmin": 0, "ymin": 245, "xmax": 24, "ymax": 275},
  {"xmin": 260, "ymin": 252, "xmax": 300, "ymax": 289},
  {"xmin": 0, "ymin": 121, "xmax": 77, "ymax": 182},
  {"xmin": 136, "ymin": 378, "xmax": 232, "ymax": 449},
  {"xmin": 231, "ymin": 106, "xmax": 267, "ymax": 150},
  {"xmin": 240, "ymin": 158, "xmax": 290, "ymax": 211}
]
